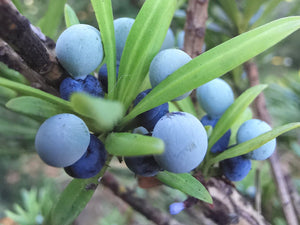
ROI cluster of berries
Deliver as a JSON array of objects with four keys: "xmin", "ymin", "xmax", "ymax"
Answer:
[{"xmin": 34, "ymin": 17, "xmax": 276, "ymax": 182}]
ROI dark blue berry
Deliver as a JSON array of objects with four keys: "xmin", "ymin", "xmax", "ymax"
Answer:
[
  {"xmin": 200, "ymin": 115, "xmax": 231, "ymax": 153},
  {"xmin": 64, "ymin": 134, "xmax": 107, "ymax": 179},
  {"xmin": 134, "ymin": 89, "xmax": 169, "ymax": 131},
  {"xmin": 220, "ymin": 155, "xmax": 251, "ymax": 181},
  {"xmin": 60, "ymin": 75, "xmax": 104, "ymax": 100},
  {"xmin": 98, "ymin": 62, "xmax": 120, "ymax": 93},
  {"xmin": 124, "ymin": 155, "xmax": 161, "ymax": 177}
]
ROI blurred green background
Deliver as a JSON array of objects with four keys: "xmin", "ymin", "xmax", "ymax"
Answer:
[{"xmin": 1, "ymin": 0, "xmax": 300, "ymax": 224}]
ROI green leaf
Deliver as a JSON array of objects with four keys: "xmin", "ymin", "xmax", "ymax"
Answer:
[
  {"xmin": 64, "ymin": 4, "xmax": 80, "ymax": 28},
  {"xmin": 70, "ymin": 93, "xmax": 124, "ymax": 132},
  {"xmin": 38, "ymin": 0, "xmax": 67, "ymax": 39},
  {"xmin": 0, "ymin": 77, "xmax": 72, "ymax": 111},
  {"xmin": 105, "ymin": 132, "xmax": 164, "ymax": 156},
  {"xmin": 174, "ymin": 96, "xmax": 197, "ymax": 117},
  {"xmin": 168, "ymin": 102, "xmax": 179, "ymax": 112},
  {"xmin": 208, "ymin": 85, "xmax": 267, "ymax": 151},
  {"xmin": 0, "ymin": 62, "xmax": 28, "ymax": 84},
  {"xmin": 0, "ymin": 118, "xmax": 37, "ymax": 138},
  {"xmin": 116, "ymin": 0, "xmax": 177, "ymax": 109},
  {"xmin": 91, "ymin": 0, "xmax": 116, "ymax": 99},
  {"xmin": 0, "ymin": 86, "xmax": 17, "ymax": 103},
  {"xmin": 49, "ymin": 178, "xmax": 97, "ymax": 225},
  {"xmin": 121, "ymin": 16, "xmax": 300, "ymax": 126},
  {"xmin": 156, "ymin": 171, "xmax": 212, "ymax": 203},
  {"xmin": 207, "ymin": 122, "xmax": 300, "ymax": 166},
  {"xmin": 6, "ymin": 96, "xmax": 70, "ymax": 121},
  {"xmin": 47, "ymin": 155, "xmax": 112, "ymax": 225}
]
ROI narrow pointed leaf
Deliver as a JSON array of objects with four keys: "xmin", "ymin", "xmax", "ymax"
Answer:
[
  {"xmin": 156, "ymin": 171, "xmax": 212, "ymax": 203},
  {"xmin": 38, "ymin": 0, "xmax": 67, "ymax": 39},
  {"xmin": 208, "ymin": 85, "xmax": 267, "ymax": 151},
  {"xmin": 0, "ymin": 86, "xmax": 17, "ymax": 102},
  {"xmin": 242, "ymin": 0, "xmax": 267, "ymax": 28},
  {"xmin": 116, "ymin": 0, "xmax": 177, "ymax": 109},
  {"xmin": 64, "ymin": 4, "xmax": 79, "ymax": 28},
  {"xmin": 6, "ymin": 96, "xmax": 69, "ymax": 121},
  {"xmin": 91, "ymin": 0, "xmax": 116, "ymax": 99},
  {"xmin": 49, "ymin": 178, "xmax": 97, "ymax": 225},
  {"xmin": 122, "ymin": 16, "xmax": 300, "ymax": 126},
  {"xmin": 0, "ymin": 77, "xmax": 72, "ymax": 110},
  {"xmin": 70, "ymin": 93, "xmax": 124, "ymax": 132},
  {"xmin": 105, "ymin": 132, "xmax": 164, "ymax": 156},
  {"xmin": 208, "ymin": 122, "xmax": 300, "ymax": 166},
  {"xmin": 0, "ymin": 63, "xmax": 28, "ymax": 84}
]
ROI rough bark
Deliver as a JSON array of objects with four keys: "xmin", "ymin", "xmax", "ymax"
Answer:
[{"xmin": 0, "ymin": 0, "xmax": 68, "ymax": 90}]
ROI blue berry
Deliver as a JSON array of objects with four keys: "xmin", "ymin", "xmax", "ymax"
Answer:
[
  {"xmin": 114, "ymin": 17, "xmax": 135, "ymax": 61},
  {"xmin": 124, "ymin": 155, "xmax": 161, "ymax": 177},
  {"xmin": 35, "ymin": 114, "xmax": 90, "ymax": 167},
  {"xmin": 169, "ymin": 202, "xmax": 185, "ymax": 215},
  {"xmin": 200, "ymin": 115, "xmax": 231, "ymax": 153},
  {"xmin": 153, "ymin": 112, "xmax": 208, "ymax": 173},
  {"xmin": 133, "ymin": 89, "xmax": 169, "ymax": 131},
  {"xmin": 64, "ymin": 134, "xmax": 107, "ymax": 179},
  {"xmin": 160, "ymin": 28, "xmax": 175, "ymax": 51},
  {"xmin": 220, "ymin": 155, "xmax": 252, "ymax": 181},
  {"xmin": 59, "ymin": 75, "xmax": 104, "ymax": 100},
  {"xmin": 149, "ymin": 49, "xmax": 192, "ymax": 101},
  {"xmin": 98, "ymin": 62, "xmax": 120, "ymax": 93},
  {"xmin": 196, "ymin": 78, "xmax": 234, "ymax": 119},
  {"xmin": 237, "ymin": 119, "xmax": 276, "ymax": 160},
  {"xmin": 56, "ymin": 24, "xmax": 104, "ymax": 77}
]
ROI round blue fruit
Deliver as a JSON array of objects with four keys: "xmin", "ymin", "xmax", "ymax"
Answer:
[
  {"xmin": 60, "ymin": 75, "xmax": 104, "ymax": 100},
  {"xmin": 114, "ymin": 17, "xmax": 135, "ymax": 61},
  {"xmin": 124, "ymin": 155, "xmax": 161, "ymax": 177},
  {"xmin": 64, "ymin": 134, "xmax": 107, "ymax": 179},
  {"xmin": 160, "ymin": 28, "xmax": 175, "ymax": 51},
  {"xmin": 149, "ymin": 49, "xmax": 192, "ymax": 101},
  {"xmin": 98, "ymin": 62, "xmax": 120, "ymax": 93},
  {"xmin": 220, "ymin": 155, "xmax": 252, "ymax": 182},
  {"xmin": 153, "ymin": 112, "xmax": 208, "ymax": 173},
  {"xmin": 200, "ymin": 115, "xmax": 231, "ymax": 153},
  {"xmin": 35, "ymin": 114, "xmax": 90, "ymax": 167},
  {"xmin": 237, "ymin": 119, "xmax": 276, "ymax": 160},
  {"xmin": 196, "ymin": 78, "xmax": 234, "ymax": 119},
  {"xmin": 56, "ymin": 24, "xmax": 104, "ymax": 78},
  {"xmin": 134, "ymin": 89, "xmax": 169, "ymax": 131}
]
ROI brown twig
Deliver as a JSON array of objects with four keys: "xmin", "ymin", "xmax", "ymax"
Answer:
[
  {"xmin": 184, "ymin": 0, "xmax": 209, "ymax": 58},
  {"xmin": 245, "ymin": 61, "xmax": 299, "ymax": 225},
  {"xmin": 101, "ymin": 172, "xmax": 185, "ymax": 225},
  {"xmin": 0, "ymin": 39, "xmax": 59, "ymax": 96},
  {"xmin": 0, "ymin": 0, "xmax": 68, "ymax": 90}
]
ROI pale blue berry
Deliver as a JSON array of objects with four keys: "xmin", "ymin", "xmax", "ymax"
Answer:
[
  {"xmin": 56, "ymin": 24, "xmax": 104, "ymax": 78},
  {"xmin": 35, "ymin": 114, "xmax": 90, "ymax": 167},
  {"xmin": 160, "ymin": 28, "xmax": 175, "ymax": 51},
  {"xmin": 237, "ymin": 119, "xmax": 276, "ymax": 160},
  {"xmin": 149, "ymin": 49, "xmax": 192, "ymax": 101},
  {"xmin": 114, "ymin": 17, "xmax": 135, "ymax": 61},
  {"xmin": 153, "ymin": 112, "xmax": 208, "ymax": 173},
  {"xmin": 196, "ymin": 78, "xmax": 234, "ymax": 119}
]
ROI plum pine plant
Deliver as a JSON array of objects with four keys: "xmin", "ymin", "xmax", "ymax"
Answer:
[{"xmin": 1, "ymin": 0, "xmax": 300, "ymax": 224}]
